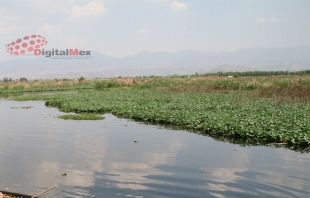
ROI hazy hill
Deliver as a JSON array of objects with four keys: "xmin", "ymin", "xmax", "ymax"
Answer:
[{"xmin": 0, "ymin": 46, "xmax": 309, "ymax": 79}]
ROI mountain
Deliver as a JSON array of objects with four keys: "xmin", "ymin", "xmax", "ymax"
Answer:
[
  {"xmin": 210, "ymin": 64, "xmax": 254, "ymax": 73},
  {"xmin": 0, "ymin": 46, "xmax": 309, "ymax": 79}
]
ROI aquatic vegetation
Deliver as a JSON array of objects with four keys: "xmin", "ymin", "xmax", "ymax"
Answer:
[
  {"xmin": 58, "ymin": 114, "xmax": 104, "ymax": 120},
  {"xmin": 21, "ymin": 106, "xmax": 33, "ymax": 109},
  {"xmin": 9, "ymin": 75, "xmax": 310, "ymax": 151},
  {"xmin": 12, "ymin": 93, "xmax": 74, "ymax": 101},
  {"xmin": 38, "ymin": 89, "xmax": 310, "ymax": 150},
  {"xmin": 10, "ymin": 106, "xmax": 34, "ymax": 109}
]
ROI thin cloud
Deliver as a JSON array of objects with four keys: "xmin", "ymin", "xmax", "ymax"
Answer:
[
  {"xmin": 0, "ymin": 22, "xmax": 12, "ymax": 34},
  {"xmin": 39, "ymin": 23, "xmax": 62, "ymax": 35},
  {"xmin": 71, "ymin": 1, "xmax": 107, "ymax": 18},
  {"xmin": 147, "ymin": 0, "xmax": 170, "ymax": 3},
  {"xmin": 137, "ymin": 28, "xmax": 150, "ymax": 34},
  {"xmin": 256, "ymin": 18, "xmax": 266, "ymax": 23},
  {"xmin": 269, "ymin": 17, "xmax": 278, "ymax": 23},
  {"xmin": 0, "ymin": 22, "xmax": 3, "ymax": 33},
  {"xmin": 257, "ymin": 17, "xmax": 279, "ymax": 23},
  {"xmin": 169, "ymin": 1, "xmax": 190, "ymax": 12},
  {"xmin": 0, "ymin": 7, "xmax": 19, "ymax": 34},
  {"xmin": 63, "ymin": 36, "xmax": 89, "ymax": 48}
]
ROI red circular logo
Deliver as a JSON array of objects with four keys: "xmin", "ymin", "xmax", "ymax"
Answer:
[{"xmin": 5, "ymin": 34, "xmax": 48, "ymax": 55}]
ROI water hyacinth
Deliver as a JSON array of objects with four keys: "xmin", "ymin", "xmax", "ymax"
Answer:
[{"xmin": 39, "ymin": 89, "xmax": 310, "ymax": 151}]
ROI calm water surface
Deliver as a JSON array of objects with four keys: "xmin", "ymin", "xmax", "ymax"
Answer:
[{"xmin": 0, "ymin": 97, "xmax": 309, "ymax": 197}]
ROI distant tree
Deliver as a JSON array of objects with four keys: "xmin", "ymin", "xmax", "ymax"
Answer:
[
  {"xmin": 20, "ymin": 77, "xmax": 28, "ymax": 82},
  {"xmin": 78, "ymin": 76, "xmax": 85, "ymax": 83},
  {"xmin": 205, "ymin": 70, "xmax": 310, "ymax": 77},
  {"xmin": 233, "ymin": 73, "xmax": 240, "ymax": 78},
  {"xmin": 4, "ymin": 77, "xmax": 12, "ymax": 82}
]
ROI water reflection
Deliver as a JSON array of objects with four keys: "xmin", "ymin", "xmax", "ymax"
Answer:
[
  {"xmin": 0, "ymin": 98, "xmax": 309, "ymax": 198},
  {"xmin": 199, "ymin": 146, "xmax": 310, "ymax": 198},
  {"xmin": 102, "ymin": 140, "xmax": 183, "ymax": 191}
]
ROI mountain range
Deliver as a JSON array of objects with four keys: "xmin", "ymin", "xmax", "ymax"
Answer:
[{"xmin": 0, "ymin": 46, "xmax": 309, "ymax": 79}]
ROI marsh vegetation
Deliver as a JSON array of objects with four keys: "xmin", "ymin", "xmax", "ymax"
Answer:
[
  {"xmin": 10, "ymin": 74, "xmax": 310, "ymax": 152},
  {"xmin": 57, "ymin": 114, "xmax": 104, "ymax": 120}
]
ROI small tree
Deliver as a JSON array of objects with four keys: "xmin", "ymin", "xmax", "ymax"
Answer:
[
  {"xmin": 78, "ymin": 76, "xmax": 85, "ymax": 83},
  {"xmin": 233, "ymin": 74, "xmax": 239, "ymax": 78},
  {"xmin": 20, "ymin": 77, "xmax": 28, "ymax": 82},
  {"xmin": 4, "ymin": 77, "xmax": 12, "ymax": 82}
]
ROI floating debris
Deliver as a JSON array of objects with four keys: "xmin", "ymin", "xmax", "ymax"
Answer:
[{"xmin": 10, "ymin": 106, "xmax": 33, "ymax": 109}]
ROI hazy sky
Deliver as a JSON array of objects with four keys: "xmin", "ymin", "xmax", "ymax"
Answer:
[{"xmin": 0, "ymin": 0, "xmax": 309, "ymax": 60}]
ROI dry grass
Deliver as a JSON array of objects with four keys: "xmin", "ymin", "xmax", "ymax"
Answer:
[
  {"xmin": 1, "ymin": 75, "xmax": 309, "ymax": 103},
  {"xmin": 0, "ymin": 79, "xmax": 95, "ymax": 92},
  {"xmin": 115, "ymin": 78, "xmax": 136, "ymax": 85},
  {"xmin": 252, "ymin": 84, "xmax": 310, "ymax": 103},
  {"xmin": 144, "ymin": 76, "xmax": 310, "ymax": 103}
]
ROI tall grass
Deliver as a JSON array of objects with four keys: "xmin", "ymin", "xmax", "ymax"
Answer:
[
  {"xmin": 95, "ymin": 76, "xmax": 310, "ymax": 103},
  {"xmin": 3, "ymin": 75, "xmax": 310, "ymax": 102},
  {"xmin": 0, "ymin": 79, "xmax": 95, "ymax": 93}
]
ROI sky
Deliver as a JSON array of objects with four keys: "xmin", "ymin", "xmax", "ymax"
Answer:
[{"xmin": 0, "ymin": 0, "xmax": 309, "ymax": 61}]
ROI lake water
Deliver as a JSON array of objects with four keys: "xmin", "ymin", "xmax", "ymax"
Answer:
[{"xmin": 0, "ymin": 96, "xmax": 309, "ymax": 197}]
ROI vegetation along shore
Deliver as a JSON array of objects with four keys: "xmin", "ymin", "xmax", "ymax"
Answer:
[{"xmin": 10, "ymin": 71, "xmax": 310, "ymax": 152}]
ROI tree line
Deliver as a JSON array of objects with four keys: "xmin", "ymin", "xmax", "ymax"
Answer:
[
  {"xmin": 205, "ymin": 70, "xmax": 310, "ymax": 77},
  {"xmin": 1, "ymin": 77, "xmax": 28, "ymax": 82}
]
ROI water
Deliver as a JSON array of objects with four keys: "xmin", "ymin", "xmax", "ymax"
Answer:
[{"xmin": 0, "ymin": 97, "xmax": 309, "ymax": 197}]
